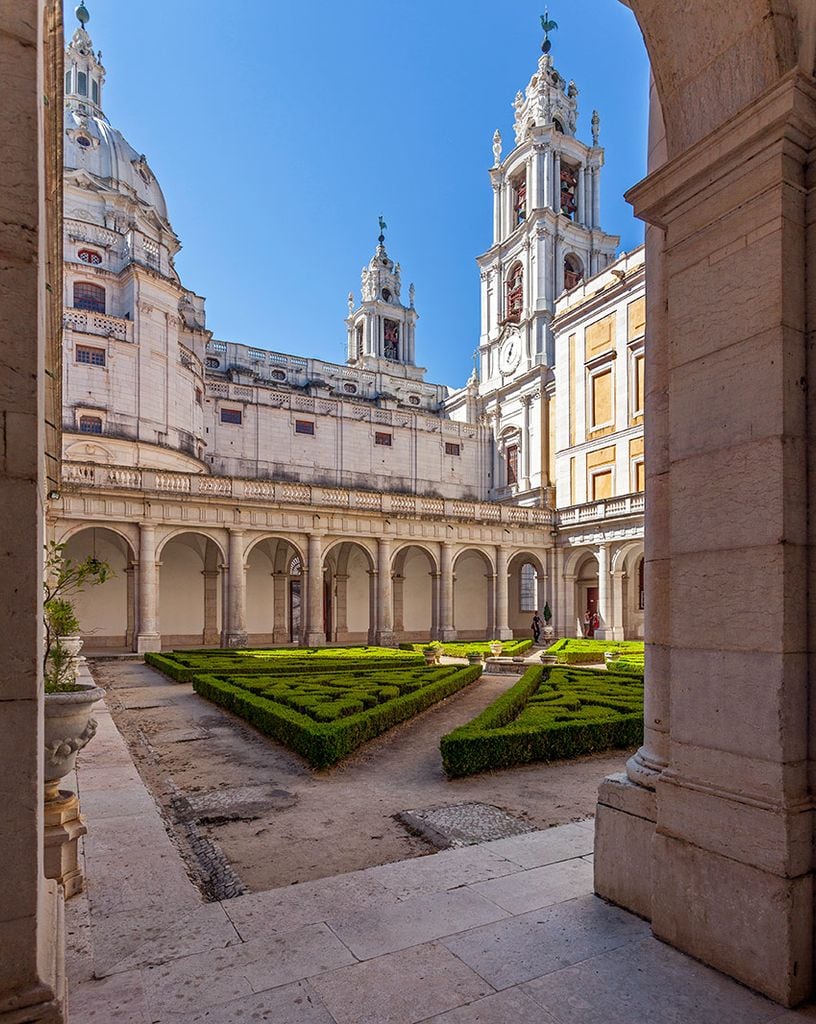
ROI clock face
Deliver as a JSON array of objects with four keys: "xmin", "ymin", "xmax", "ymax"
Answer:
[{"xmin": 499, "ymin": 334, "xmax": 522, "ymax": 375}]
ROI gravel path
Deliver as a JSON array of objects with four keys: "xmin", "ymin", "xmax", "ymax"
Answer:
[{"xmin": 92, "ymin": 659, "xmax": 633, "ymax": 893}]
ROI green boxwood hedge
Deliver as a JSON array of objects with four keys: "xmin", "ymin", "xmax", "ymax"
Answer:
[
  {"xmin": 545, "ymin": 638, "xmax": 645, "ymax": 665},
  {"xmin": 194, "ymin": 663, "xmax": 482, "ymax": 768},
  {"xmin": 145, "ymin": 646, "xmax": 423, "ymax": 683},
  {"xmin": 399, "ymin": 639, "xmax": 533, "ymax": 658},
  {"xmin": 440, "ymin": 664, "xmax": 643, "ymax": 777}
]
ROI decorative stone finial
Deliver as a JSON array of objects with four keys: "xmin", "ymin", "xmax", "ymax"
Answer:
[
  {"xmin": 540, "ymin": 9, "xmax": 558, "ymax": 54},
  {"xmin": 75, "ymin": 1, "xmax": 90, "ymax": 26},
  {"xmin": 591, "ymin": 109, "xmax": 600, "ymax": 146},
  {"xmin": 492, "ymin": 128, "xmax": 502, "ymax": 166}
]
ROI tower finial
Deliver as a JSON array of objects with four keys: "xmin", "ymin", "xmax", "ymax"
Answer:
[
  {"xmin": 540, "ymin": 9, "xmax": 558, "ymax": 54},
  {"xmin": 378, "ymin": 215, "xmax": 387, "ymax": 246},
  {"xmin": 75, "ymin": 1, "xmax": 90, "ymax": 27}
]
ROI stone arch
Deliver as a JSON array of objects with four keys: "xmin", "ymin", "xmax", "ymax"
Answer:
[
  {"xmin": 61, "ymin": 525, "xmax": 136, "ymax": 650},
  {"xmin": 156, "ymin": 527, "xmax": 227, "ymax": 566},
  {"xmin": 242, "ymin": 535, "xmax": 307, "ymax": 645},
  {"xmin": 452, "ymin": 547, "xmax": 494, "ymax": 639},
  {"xmin": 157, "ymin": 530, "xmax": 226, "ymax": 646},
  {"xmin": 322, "ymin": 539, "xmax": 376, "ymax": 643},
  {"xmin": 392, "ymin": 543, "xmax": 439, "ymax": 641},
  {"xmin": 610, "ymin": 539, "xmax": 644, "ymax": 640},
  {"xmin": 507, "ymin": 549, "xmax": 547, "ymax": 636}
]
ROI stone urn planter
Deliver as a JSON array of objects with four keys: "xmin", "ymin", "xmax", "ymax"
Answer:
[
  {"xmin": 58, "ymin": 633, "xmax": 84, "ymax": 662},
  {"xmin": 423, "ymin": 649, "xmax": 438, "ymax": 666},
  {"xmin": 489, "ymin": 641, "xmax": 503, "ymax": 657},
  {"xmin": 539, "ymin": 652, "xmax": 559, "ymax": 666},
  {"xmin": 466, "ymin": 653, "xmax": 483, "ymax": 666},
  {"xmin": 43, "ymin": 679, "xmax": 103, "ymax": 897}
]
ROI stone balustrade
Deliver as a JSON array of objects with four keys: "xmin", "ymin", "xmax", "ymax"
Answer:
[
  {"xmin": 60, "ymin": 461, "xmax": 554, "ymax": 527},
  {"xmin": 62, "ymin": 307, "xmax": 133, "ymax": 342},
  {"xmin": 556, "ymin": 492, "xmax": 644, "ymax": 526}
]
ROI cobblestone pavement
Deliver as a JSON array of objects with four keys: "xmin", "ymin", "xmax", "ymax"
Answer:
[{"xmin": 398, "ymin": 802, "xmax": 538, "ymax": 847}]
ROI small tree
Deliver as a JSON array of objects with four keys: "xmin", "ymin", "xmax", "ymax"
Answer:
[{"xmin": 43, "ymin": 542, "xmax": 112, "ymax": 691}]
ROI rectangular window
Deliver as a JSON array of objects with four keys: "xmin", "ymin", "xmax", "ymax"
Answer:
[
  {"xmin": 374, "ymin": 432, "xmax": 392, "ymax": 446},
  {"xmin": 195, "ymin": 387, "xmax": 203, "ymax": 406},
  {"xmin": 634, "ymin": 460, "xmax": 646, "ymax": 492},
  {"xmin": 445, "ymin": 442, "xmax": 461, "ymax": 456},
  {"xmin": 591, "ymin": 368, "xmax": 613, "ymax": 427},
  {"xmin": 519, "ymin": 563, "xmax": 537, "ymax": 612},
  {"xmin": 78, "ymin": 415, "xmax": 103, "ymax": 434},
  {"xmin": 506, "ymin": 444, "xmax": 519, "ymax": 487},
  {"xmin": 295, "ymin": 419, "xmax": 315, "ymax": 435},
  {"xmin": 634, "ymin": 354, "xmax": 645, "ymax": 414},
  {"xmin": 592, "ymin": 469, "xmax": 613, "ymax": 500},
  {"xmin": 76, "ymin": 345, "xmax": 106, "ymax": 366},
  {"xmin": 220, "ymin": 408, "xmax": 242, "ymax": 425}
]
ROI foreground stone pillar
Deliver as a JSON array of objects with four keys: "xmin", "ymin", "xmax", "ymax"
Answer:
[
  {"xmin": 593, "ymin": 543, "xmax": 611, "ymax": 639},
  {"xmin": 375, "ymin": 537, "xmax": 395, "ymax": 646},
  {"xmin": 224, "ymin": 529, "xmax": 248, "ymax": 648},
  {"xmin": 595, "ymin": 73, "xmax": 816, "ymax": 1007},
  {"xmin": 305, "ymin": 534, "xmax": 324, "ymax": 646},
  {"xmin": 136, "ymin": 523, "xmax": 161, "ymax": 653},
  {"xmin": 439, "ymin": 543, "xmax": 455, "ymax": 641},
  {"xmin": 0, "ymin": 2, "xmax": 67, "ymax": 1019},
  {"xmin": 494, "ymin": 546, "xmax": 512, "ymax": 640}
]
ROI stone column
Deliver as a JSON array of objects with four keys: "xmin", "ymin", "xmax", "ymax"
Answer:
[
  {"xmin": 552, "ymin": 150, "xmax": 561, "ymax": 212},
  {"xmin": 304, "ymin": 534, "xmax": 325, "ymax": 646},
  {"xmin": 271, "ymin": 572, "xmax": 288, "ymax": 643},
  {"xmin": 367, "ymin": 569, "xmax": 378, "ymax": 645},
  {"xmin": 539, "ymin": 143, "xmax": 550, "ymax": 209},
  {"xmin": 609, "ymin": 569, "xmax": 626, "ymax": 641},
  {"xmin": 375, "ymin": 537, "xmax": 395, "ymax": 646},
  {"xmin": 577, "ymin": 165, "xmax": 586, "ymax": 224},
  {"xmin": 332, "ymin": 573, "xmax": 349, "ymax": 643},
  {"xmin": 224, "ymin": 529, "xmax": 248, "ymax": 648},
  {"xmin": 562, "ymin": 573, "xmax": 577, "ymax": 637},
  {"xmin": 430, "ymin": 571, "xmax": 441, "ymax": 639},
  {"xmin": 595, "ymin": 74, "xmax": 816, "ymax": 1007},
  {"xmin": 202, "ymin": 570, "xmax": 220, "ymax": 646},
  {"xmin": 392, "ymin": 574, "xmax": 405, "ymax": 636},
  {"xmin": 594, "ymin": 543, "xmax": 611, "ymax": 639},
  {"xmin": 136, "ymin": 522, "xmax": 161, "ymax": 653},
  {"xmin": 494, "ymin": 546, "xmax": 512, "ymax": 640},
  {"xmin": 521, "ymin": 395, "xmax": 532, "ymax": 489},
  {"xmin": 591, "ymin": 166, "xmax": 601, "ymax": 228},
  {"xmin": 0, "ymin": 2, "xmax": 67, "ymax": 1018},
  {"xmin": 439, "ymin": 543, "xmax": 455, "ymax": 641},
  {"xmin": 125, "ymin": 565, "xmax": 135, "ymax": 649}
]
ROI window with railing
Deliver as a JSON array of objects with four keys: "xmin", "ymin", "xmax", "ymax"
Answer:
[
  {"xmin": 375, "ymin": 432, "xmax": 392, "ymax": 446},
  {"xmin": 78, "ymin": 415, "xmax": 103, "ymax": 434},
  {"xmin": 220, "ymin": 408, "xmax": 242, "ymax": 425},
  {"xmin": 445, "ymin": 442, "xmax": 461, "ymax": 456},
  {"xmin": 295, "ymin": 419, "xmax": 315, "ymax": 435},
  {"xmin": 76, "ymin": 344, "xmax": 106, "ymax": 367},
  {"xmin": 73, "ymin": 281, "xmax": 106, "ymax": 313}
]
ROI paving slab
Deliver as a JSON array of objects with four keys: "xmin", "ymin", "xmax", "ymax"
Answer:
[
  {"xmin": 326, "ymin": 885, "xmax": 509, "ymax": 961},
  {"xmin": 166, "ymin": 980, "xmax": 335, "ymax": 1024},
  {"xmin": 470, "ymin": 856, "xmax": 595, "ymax": 914},
  {"xmin": 366, "ymin": 844, "xmax": 521, "ymax": 900},
  {"xmin": 310, "ymin": 942, "xmax": 493, "ymax": 1024},
  {"xmin": 69, "ymin": 968, "xmax": 150, "ymax": 1024},
  {"xmin": 442, "ymin": 894, "xmax": 649, "ymax": 990},
  {"xmin": 423, "ymin": 986, "xmax": 560, "ymax": 1024},
  {"xmin": 479, "ymin": 822, "xmax": 594, "ymax": 868},
  {"xmin": 523, "ymin": 935, "xmax": 784, "ymax": 1024}
]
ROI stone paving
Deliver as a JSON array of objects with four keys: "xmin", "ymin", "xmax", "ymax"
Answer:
[
  {"xmin": 398, "ymin": 802, "xmax": 538, "ymax": 848},
  {"xmin": 66, "ymin": 697, "xmax": 816, "ymax": 1023}
]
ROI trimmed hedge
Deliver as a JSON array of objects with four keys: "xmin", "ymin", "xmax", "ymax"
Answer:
[
  {"xmin": 194, "ymin": 663, "xmax": 482, "ymax": 768},
  {"xmin": 145, "ymin": 646, "xmax": 422, "ymax": 684},
  {"xmin": 399, "ymin": 639, "xmax": 533, "ymax": 658},
  {"xmin": 545, "ymin": 638, "xmax": 644, "ymax": 665},
  {"xmin": 440, "ymin": 664, "xmax": 643, "ymax": 777}
]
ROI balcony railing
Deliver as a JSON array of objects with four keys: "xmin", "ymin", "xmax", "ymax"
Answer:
[
  {"xmin": 556, "ymin": 492, "xmax": 645, "ymax": 526},
  {"xmin": 63, "ymin": 308, "xmax": 132, "ymax": 343},
  {"xmin": 60, "ymin": 462, "xmax": 554, "ymax": 528}
]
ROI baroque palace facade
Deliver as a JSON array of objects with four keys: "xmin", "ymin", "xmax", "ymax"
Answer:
[{"xmin": 55, "ymin": 12, "xmax": 645, "ymax": 652}]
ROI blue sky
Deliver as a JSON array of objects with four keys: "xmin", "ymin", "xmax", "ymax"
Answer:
[{"xmin": 81, "ymin": 1, "xmax": 649, "ymax": 387}]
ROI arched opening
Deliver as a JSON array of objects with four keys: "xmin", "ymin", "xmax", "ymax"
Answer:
[
  {"xmin": 322, "ymin": 541, "xmax": 375, "ymax": 643},
  {"xmin": 574, "ymin": 550, "xmax": 599, "ymax": 637},
  {"xmin": 452, "ymin": 548, "xmax": 493, "ymax": 639},
  {"xmin": 508, "ymin": 551, "xmax": 547, "ymax": 638},
  {"xmin": 504, "ymin": 261, "xmax": 523, "ymax": 324},
  {"xmin": 157, "ymin": 532, "xmax": 224, "ymax": 647},
  {"xmin": 244, "ymin": 536, "xmax": 305, "ymax": 646},
  {"xmin": 392, "ymin": 544, "xmax": 438, "ymax": 642},
  {"xmin": 564, "ymin": 252, "xmax": 584, "ymax": 290},
  {"xmin": 61, "ymin": 527, "xmax": 135, "ymax": 650},
  {"xmin": 72, "ymin": 280, "xmax": 105, "ymax": 313}
]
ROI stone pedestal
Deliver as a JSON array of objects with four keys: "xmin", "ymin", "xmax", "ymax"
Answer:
[{"xmin": 43, "ymin": 790, "xmax": 87, "ymax": 899}]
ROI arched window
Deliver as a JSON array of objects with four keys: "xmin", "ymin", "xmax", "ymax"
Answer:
[
  {"xmin": 289, "ymin": 555, "xmax": 302, "ymax": 576},
  {"xmin": 91, "ymin": 79, "xmax": 99, "ymax": 105},
  {"xmin": 564, "ymin": 253, "xmax": 584, "ymax": 290},
  {"xmin": 505, "ymin": 262, "xmax": 523, "ymax": 324},
  {"xmin": 77, "ymin": 70, "xmax": 87, "ymax": 96},
  {"xmin": 73, "ymin": 281, "xmax": 106, "ymax": 313},
  {"xmin": 506, "ymin": 443, "xmax": 519, "ymax": 487},
  {"xmin": 520, "ymin": 563, "xmax": 537, "ymax": 612}
]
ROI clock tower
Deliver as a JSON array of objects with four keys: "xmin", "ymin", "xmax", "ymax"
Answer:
[
  {"xmin": 476, "ymin": 24, "xmax": 619, "ymax": 395},
  {"xmin": 346, "ymin": 226, "xmax": 422, "ymax": 379}
]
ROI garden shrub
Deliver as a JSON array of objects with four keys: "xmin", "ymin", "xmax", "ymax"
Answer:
[
  {"xmin": 440, "ymin": 664, "xmax": 643, "ymax": 777},
  {"xmin": 145, "ymin": 646, "xmax": 422, "ymax": 683},
  {"xmin": 193, "ymin": 663, "xmax": 482, "ymax": 768},
  {"xmin": 545, "ymin": 638, "xmax": 644, "ymax": 665},
  {"xmin": 399, "ymin": 639, "xmax": 533, "ymax": 658}
]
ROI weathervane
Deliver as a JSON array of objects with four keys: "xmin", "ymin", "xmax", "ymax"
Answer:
[
  {"xmin": 378, "ymin": 215, "xmax": 387, "ymax": 245},
  {"xmin": 540, "ymin": 9, "xmax": 558, "ymax": 53},
  {"xmin": 76, "ymin": 1, "xmax": 90, "ymax": 27}
]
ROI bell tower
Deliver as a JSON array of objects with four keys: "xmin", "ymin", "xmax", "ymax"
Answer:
[
  {"xmin": 476, "ymin": 15, "xmax": 619, "ymax": 394},
  {"xmin": 346, "ymin": 220, "xmax": 421, "ymax": 377}
]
